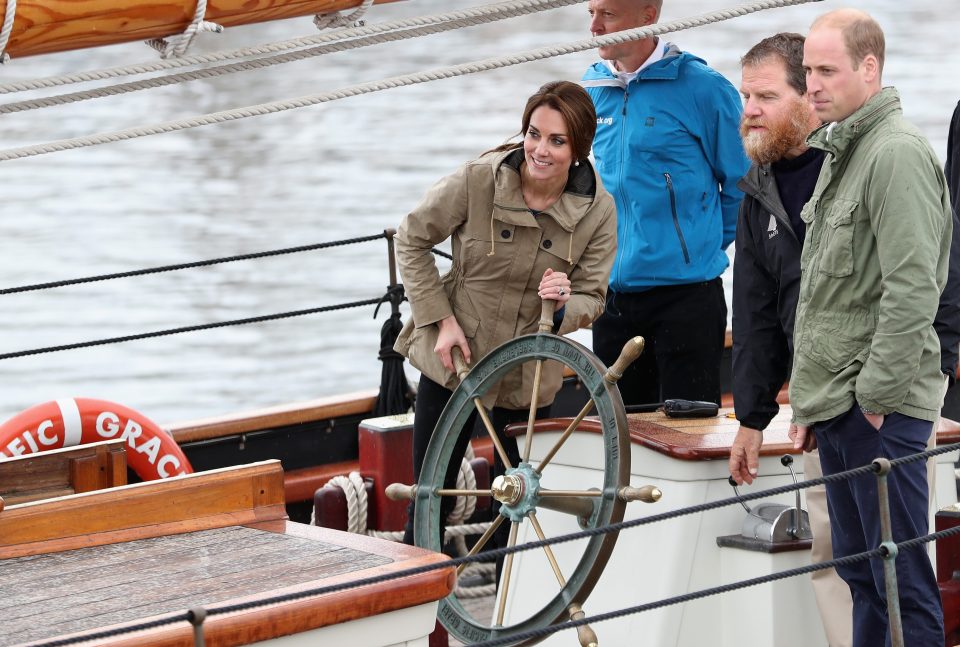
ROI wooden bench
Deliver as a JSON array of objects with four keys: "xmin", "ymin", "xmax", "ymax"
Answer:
[
  {"xmin": 0, "ymin": 438, "xmax": 127, "ymax": 506},
  {"xmin": 0, "ymin": 460, "xmax": 454, "ymax": 647}
]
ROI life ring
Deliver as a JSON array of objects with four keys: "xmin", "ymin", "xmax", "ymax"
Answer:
[{"xmin": 0, "ymin": 398, "xmax": 192, "ymax": 480}]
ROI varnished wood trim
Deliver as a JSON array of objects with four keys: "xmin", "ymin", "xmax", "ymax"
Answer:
[
  {"xmin": 0, "ymin": 438, "xmax": 127, "ymax": 504},
  {"xmin": 0, "ymin": 461, "xmax": 287, "ymax": 557},
  {"xmin": 938, "ymin": 417, "xmax": 960, "ymax": 446},
  {"xmin": 3, "ymin": 0, "xmax": 403, "ymax": 59},
  {"xmin": 167, "ymin": 390, "xmax": 378, "ymax": 443}
]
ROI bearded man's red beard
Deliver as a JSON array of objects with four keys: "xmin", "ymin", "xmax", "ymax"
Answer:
[{"xmin": 740, "ymin": 97, "xmax": 813, "ymax": 165}]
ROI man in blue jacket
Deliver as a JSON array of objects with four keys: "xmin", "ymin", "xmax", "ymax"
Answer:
[{"xmin": 582, "ymin": 0, "xmax": 749, "ymax": 406}]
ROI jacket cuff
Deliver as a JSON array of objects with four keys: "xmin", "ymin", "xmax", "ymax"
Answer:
[
  {"xmin": 855, "ymin": 394, "xmax": 893, "ymax": 416},
  {"xmin": 737, "ymin": 413, "xmax": 774, "ymax": 432},
  {"xmin": 410, "ymin": 293, "xmax": 453, "ymax": 328}
]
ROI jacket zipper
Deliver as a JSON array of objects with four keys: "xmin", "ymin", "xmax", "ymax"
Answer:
[
  {"xmin": 611, "ymin": 89, "xmax": 631, "ymax": 290},
  {"xmin": 664, "ymin": 173, "xmax": 690, "ymax": 264}
]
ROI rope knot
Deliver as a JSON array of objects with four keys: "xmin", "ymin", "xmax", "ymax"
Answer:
[
  {"xmin": 314, "ymin": 0, "xmax": 374, "ymax": 31},
  {"xmin": 144, "ymin": 0, "xmax": 223, "ymax": 59}
]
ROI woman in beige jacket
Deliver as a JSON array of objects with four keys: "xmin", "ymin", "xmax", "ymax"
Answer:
[{"xmin": 394, "ymin": 81, "xmax": 617, "ymax": 545}]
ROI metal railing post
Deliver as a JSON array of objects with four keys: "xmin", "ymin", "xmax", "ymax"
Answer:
[
  {"xmin": 188, "ymin": 607, "xmax": 207, "ymax": 647},
  {"xmin": 872, "ymin": 457, "xmax": 904, "ymax": 647}
]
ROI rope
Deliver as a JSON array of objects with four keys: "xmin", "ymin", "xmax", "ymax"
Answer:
[
  {"xmin": 322, "ymin": 472, "xmax": 369, "ymax": 533},
  {"xmin": 0, "ymin": 0, "xmax": 823, "ymax": 162},
  {"xmin": 314, "ymin": 0, "xmax": 375, "ymax": 31},
  {"xmin": 22, "ymin": 441, "xmax": 960, "ymax": 646},
  {"xmin": 144, "ymin": 0, "xmax": 223, "ymax": 59},
  {"xmin": 0, "ymin": 0, "xmax": 582, "ymax": 95},
  {"xmin": 0, "ymin": 233, "xmax": 386, "ymax": 295},
  {"xmin": 31, "ymin": 522, "xmax": 960, "ymax": 647},
  {"xmin": 0, "ymin": 0, "xmax": 583, "ymax": 115},
  {"xmin": 0, "ymin": 0, "xmax": 14, "ymax": 64},
  {"xmin": 0, "ymin": 298, "xmax": 382, "ymax": 361}
]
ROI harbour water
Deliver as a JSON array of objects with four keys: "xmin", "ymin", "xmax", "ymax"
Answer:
[{"xmin": 0, "ymin": 0, "xmax": 957, "ymax": 424}]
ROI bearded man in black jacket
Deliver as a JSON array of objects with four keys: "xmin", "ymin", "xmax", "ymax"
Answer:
[{"xmin": 728, "ymin": 32, "xmax": 960, "ymax": 647}]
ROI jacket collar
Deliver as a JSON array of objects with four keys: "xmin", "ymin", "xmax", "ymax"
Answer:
[
  {"xmin": 490, "ymin": 148, "xmax": 597, "ymax": 232},
  {"xmin": 738, "ymin": 161, "xmax": 790, "ymax": 223},
  {"xmin": 807, "ymin": 87, "xmax": 901, "ymax": 157},
  {"xmin": 583, "ymin": 43, "xmax": 692, "ymax": 85}
]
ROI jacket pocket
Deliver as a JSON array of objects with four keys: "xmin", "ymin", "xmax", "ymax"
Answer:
[
  {"xmin": 445, "ymin": 273, "xmax": 481, "ymax": 339},
  {"xmin": 664, "ymin": 173, "xmax": 691, "ymax": 264},
  {"xmin": 798, "ymin": 319, "xmax": 870, "ymax": 372},
  {"xmin": 819, "ymin": 199, "xmax": 857, "ymax": 277}
]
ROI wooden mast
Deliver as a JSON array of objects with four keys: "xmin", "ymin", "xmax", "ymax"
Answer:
[{"xmin": 1, "ymin": 0, "xmax": 402, "ymax": 59}]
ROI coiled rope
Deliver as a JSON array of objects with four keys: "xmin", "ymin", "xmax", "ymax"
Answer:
[
  {"xmin": 0, "ymin": 0, "xmax": 581, "ymax": 94},
  {"xmin": 313, "ymin": 444, "xmax": 494, "ymax": 599},
  {"xmin": 0, "ymin": 0, "xmax": 582, "ymax": 115},
  {"xmin": 0, "ymin": 0, "xmax": 823, "ymax": 162}
]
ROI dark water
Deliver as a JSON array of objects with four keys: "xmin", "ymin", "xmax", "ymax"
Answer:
[{"xmin": 0, "ymin": 0, "xmax": 955, "ymax": 423}]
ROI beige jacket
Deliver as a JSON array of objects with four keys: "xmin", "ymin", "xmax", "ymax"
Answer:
[{"xmin": 394, "ymin": 148, "xmax": 617, "ymax": 409}]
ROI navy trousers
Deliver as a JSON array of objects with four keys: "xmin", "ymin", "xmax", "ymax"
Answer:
[{"xmin": 814, "ymin": 405, "xmax": 944, "ymax": 647}]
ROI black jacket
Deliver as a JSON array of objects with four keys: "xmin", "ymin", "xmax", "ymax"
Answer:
[
  {"xmin": 731, "ymin": 162, "xmax": 807, "ymax": 431},
  {"xmin": 734, "ymin": 120, "xmax": 960, "ymax": 431},
  {"xmin": 939, "ymin": 100, "xmax": 960, "ymax": 382}
]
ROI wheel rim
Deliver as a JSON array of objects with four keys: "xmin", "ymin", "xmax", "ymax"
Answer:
[{"xmin": 414, "ymin": 332, "xmax": 630, "ymax": 645}]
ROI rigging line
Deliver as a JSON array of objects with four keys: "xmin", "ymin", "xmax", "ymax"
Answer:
[
  {"xmin": 0, "ymin": 0, "xmax": 582, "ymax": 115},
  {"xmin": 0, "ymin": 0, "xmax": 582, "ymax": 94},
  {"xmin": 0, "ymin": 0, "xmax": 823, "ymax": 162},
  {"xmin": 0, "ymin": 233, "xmax": 387, "ymax": 295},
  {"xmin": 0, "ymin": 298, "xmax": 382, "ymax": 360},
  {"xmin": 28, "ymin": 523, "xmax": 960, "ymax": 647},
  {"xmin": 0, "ymin": 0, "xmax": 14, "ymax": 64},
  {"xmin": 471, "ymin": 529, "xmax": 960, "ymax": 647}
]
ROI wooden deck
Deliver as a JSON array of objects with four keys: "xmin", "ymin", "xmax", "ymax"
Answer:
[{"xmin": 0, "ymin": 460, "xmax": 454, "ymax": 647}]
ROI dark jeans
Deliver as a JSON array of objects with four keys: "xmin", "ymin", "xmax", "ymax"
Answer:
[
  {"xmin": 814, "ymin": 405, "xmax": 944, "ymax": 647},
  {"xmin": 402, "ymin": 374, "xmax": 549, "ymax": 548},
  {"xmin": 592, "ymin": 279, "xmax": 727, "ymax": 406}
]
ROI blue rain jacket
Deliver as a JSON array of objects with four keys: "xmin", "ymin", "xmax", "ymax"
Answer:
[{"xmin": 582, "ymin": 44, "xmax": 749, "ymax": 290}]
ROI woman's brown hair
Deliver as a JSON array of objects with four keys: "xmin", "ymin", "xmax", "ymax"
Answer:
[{"xmin": 488, "ymin": 80, "xmax": 597, "ymax": 163}]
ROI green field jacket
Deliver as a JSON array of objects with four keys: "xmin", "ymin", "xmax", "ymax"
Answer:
[{"xmin": 789, "ymin": 88, "xmax": 953, "ymax": 426}]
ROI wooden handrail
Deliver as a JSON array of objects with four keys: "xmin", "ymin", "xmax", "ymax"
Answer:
[
  {"xmin": 166, "ymin": 389, "xmax": 378, "ymax": 443},
  {"xmin": 0, "ymin": 460, "xmax": 287, "ymax": 558}
]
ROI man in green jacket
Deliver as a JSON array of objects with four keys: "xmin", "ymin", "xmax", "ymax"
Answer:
[{"xmin": 789, "ymin": 10, "xmax": 949, "ymax": 646}]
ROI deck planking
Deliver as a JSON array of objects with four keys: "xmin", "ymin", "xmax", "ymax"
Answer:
[{"xmin": 3, "ymin": 525, "xmax": 393, "ymax": 645}]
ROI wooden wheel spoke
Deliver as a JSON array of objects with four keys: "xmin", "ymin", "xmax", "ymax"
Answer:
[
  {"xmin": 535, "ymin": 399, "xmax": 596, "ymax": 473},
  {"xmin": 539, "ymin": 489, "xmax": 603, "ymax": 498},
  {"xmin": 495, "ymin": 521, "xmax": 521, "ymax": 626},
  {"xmin": 528, "ymin": 511, "xmax": 568, "ymax": 588},
  {"xmin": 457, "ymin": 515, "xmax": 506, "ymax": 577},
  {"xmin": 435, "ymin": 488, "xmax": 493, "ymax": 498},
  {"xmin": 521, "ymin": 357, "xmax": 545, "ymax": 464},
  {"xmin": 473, "ymin": 399, "xmax": 514, "ymax": 471}
]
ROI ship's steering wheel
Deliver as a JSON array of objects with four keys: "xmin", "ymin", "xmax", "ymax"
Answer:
[{"xmin": 389, "ymin": 302, "xmax": 660, "ymax": 646}]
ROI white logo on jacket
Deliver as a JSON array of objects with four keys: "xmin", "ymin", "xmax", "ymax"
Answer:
[{"xmin": 767, "ymin": 214, "xmax": 779, "ymax": 239}]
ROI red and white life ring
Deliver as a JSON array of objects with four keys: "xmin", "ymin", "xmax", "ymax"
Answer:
[{"xmin": 0, "ymin": 398, "xmax": 192, "ymax": 480}]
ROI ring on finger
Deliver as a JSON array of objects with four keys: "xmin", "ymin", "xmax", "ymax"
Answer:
[{"xmin": 558, "ymin": 287, "xmax": 566, "ymax": 296}]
